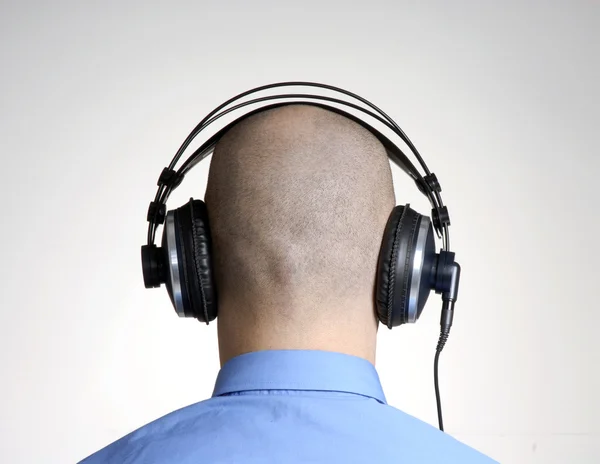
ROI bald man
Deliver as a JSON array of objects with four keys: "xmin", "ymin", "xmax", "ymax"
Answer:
[{"xmin": 80, "ymin": 105, "xmax": 496, "ymax": 463}]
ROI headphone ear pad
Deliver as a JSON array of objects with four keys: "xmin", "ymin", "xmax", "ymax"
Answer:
[
  {"xmin": 173, "ymin": 198, "xmax": 218, "ymax": 323},
  {"xmin": 376, "ymin": 204, "xmax": 432, "ymax": 328}
]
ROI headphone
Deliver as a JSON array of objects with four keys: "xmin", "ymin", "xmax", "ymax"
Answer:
[{"xmin": 141, "ymin": 82, "xmax": 461, "ymax": 430}]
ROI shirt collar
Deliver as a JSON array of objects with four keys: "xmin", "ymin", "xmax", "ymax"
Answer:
[{"xmin": 212, "ymin": 349, "xmax": 387, "ymax": 404}]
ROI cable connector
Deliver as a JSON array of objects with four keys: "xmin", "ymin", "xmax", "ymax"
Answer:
[
  {"xmin": 434, "ymin": 253, "xmax": 461, "ymax": 302},
  {"xmin": 438, "ymin": 300, "xmax": 455, "ymax": 344}
]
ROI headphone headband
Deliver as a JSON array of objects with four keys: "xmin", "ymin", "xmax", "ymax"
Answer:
[
  {"xmin": 145, "ymin": 82, "xmax": 451, "ymax": 250},
  {"xmin": 179, "ymin": 101, "xmax": 421, "ymax": 181}
]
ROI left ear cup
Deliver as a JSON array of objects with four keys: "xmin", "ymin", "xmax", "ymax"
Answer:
[
  {"xmin": 172, "ymin": 198, "xmax": 218, "ymax": 323},
  {"xmin": 376, "ymin": 204, "xmax": 437, "ymax": 328}
]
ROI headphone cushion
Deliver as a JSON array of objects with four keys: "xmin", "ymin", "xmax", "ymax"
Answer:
[
  {"xmin": 175, "ymin": 199, "xmax": 218, "ymax": 322},
  {"xmin": 376, "ymin": 204, "xmax": 421, "ymax": 328}
]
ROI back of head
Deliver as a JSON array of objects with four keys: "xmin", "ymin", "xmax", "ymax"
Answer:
[{"xmin": 205, "ymin": 104, "xmax": 395, "ymax": 360}]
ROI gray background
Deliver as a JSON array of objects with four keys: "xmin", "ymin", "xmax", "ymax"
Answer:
[{"xmin": 1, "ymin": 1, "xmax": 598, "ymax": 463}]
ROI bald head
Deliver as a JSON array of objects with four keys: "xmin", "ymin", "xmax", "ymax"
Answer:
[{"xmin": 205, "ymin": 104, "xmax": 395, "ymax": 362}]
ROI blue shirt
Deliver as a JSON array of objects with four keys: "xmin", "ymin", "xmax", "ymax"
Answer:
[{"xmin": 80, "ymin": 350, "xmax": 497, "ymax": 463}]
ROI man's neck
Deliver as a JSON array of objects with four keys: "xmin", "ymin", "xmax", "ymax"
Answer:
[{"xmin": 217, "ymin": 309, "xmax": 378, "ymax": 367}]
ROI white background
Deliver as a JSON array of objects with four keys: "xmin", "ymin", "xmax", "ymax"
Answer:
[{"xmin": 1, "ymin": 1, "xmax": 598, "ymax": 463}]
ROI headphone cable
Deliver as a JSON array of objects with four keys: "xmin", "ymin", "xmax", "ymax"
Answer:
[{"xmin": 434, "ymin": 300, "xmax": 454, "ymax": 432}]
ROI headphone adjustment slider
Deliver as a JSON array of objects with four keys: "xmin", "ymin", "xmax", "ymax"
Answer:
[
  {"xmin": 415, "ymin": 172, "xmax": 442, "ymax": 195},
  {"xmin": 432, "ymin": 206, "xmax": 451, "ymax": 232},
  {"xmin": 157, "ymin": 167, "xmax": 184, "ymax": 189},
  {"xmin": 147, "ymin": 201, "xmax": 167, "ymax": 224}
]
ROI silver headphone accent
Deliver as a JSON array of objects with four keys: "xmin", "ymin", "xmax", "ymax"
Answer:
[
  {"xmin": 407, "ymin": 216, "xmax": 432, "ymax": 322},
  {"xmin": 165, "ymin": 211, "xmax": 185, "ymax": 316}
]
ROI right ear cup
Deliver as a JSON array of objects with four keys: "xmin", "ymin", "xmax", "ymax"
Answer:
[{"xmin": 376, "ymin": 204, "xmax": 437, "ymax": 328}]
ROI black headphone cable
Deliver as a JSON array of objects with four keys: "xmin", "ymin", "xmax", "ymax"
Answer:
[{"xmin": 434, "ymin": 299, "xmax": 455, "ymax": 432}]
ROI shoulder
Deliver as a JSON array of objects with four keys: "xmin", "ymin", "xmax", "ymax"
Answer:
[
  {"xmin": 367, "ymin": 402, "xmax": 497, "ymax": 463},
  {"xmin": 78, "ymin": 399, "xmax": 216, "ymax": 464},
  {"xmin": 79, "ymin": 396, "xmax": 497, "ymax": 464}
]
